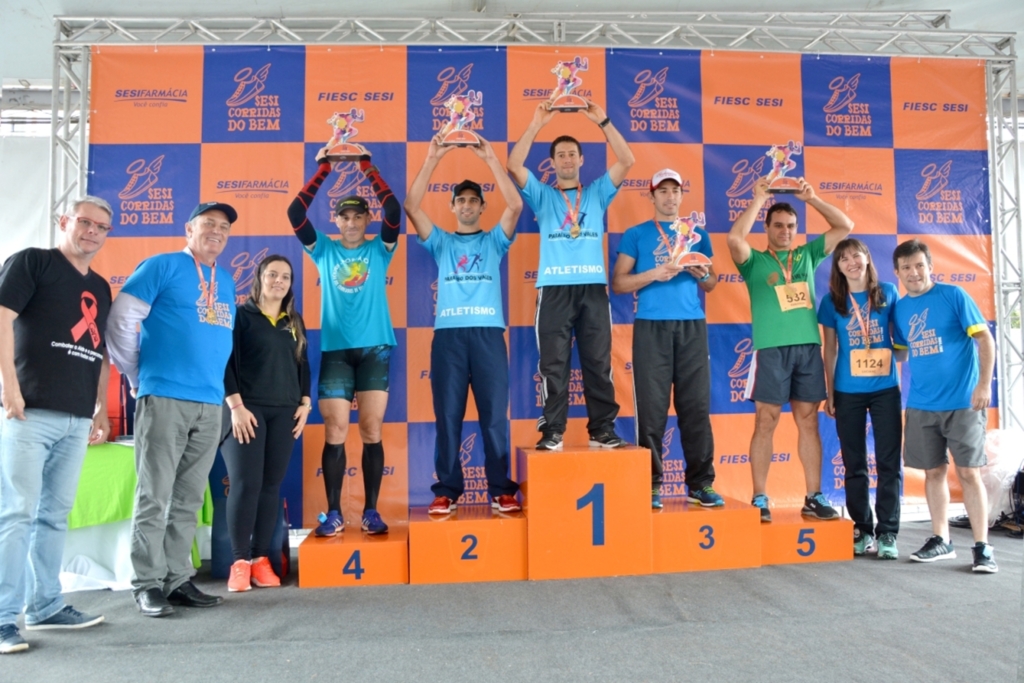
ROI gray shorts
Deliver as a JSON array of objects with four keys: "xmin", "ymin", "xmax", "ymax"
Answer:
[
  {"xmin": 904, "ymin": 407, "xmax": 987, "ymax": 469},
  {"xmin": 743, "ymin": 343, "xmax": 827, "ymax": 406}
]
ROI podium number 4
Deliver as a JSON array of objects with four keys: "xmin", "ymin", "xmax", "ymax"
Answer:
[
  {"xmin": 577, "ymin": 483, "xmax": 606, "ymax": 546},
  {"xmin": 343, "ymin": 550, "xmax": 365, "ymax": 580}
]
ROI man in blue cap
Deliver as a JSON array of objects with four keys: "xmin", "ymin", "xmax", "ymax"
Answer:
[{"xmin": 107, "ymin": 202, "xmax": 238, "ymax": 617}]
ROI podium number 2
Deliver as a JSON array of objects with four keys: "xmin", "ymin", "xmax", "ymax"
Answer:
[
  {"xmin": 343, "ymin": 550, "xmax": 365, "ymax": 580},
  {"xmin": 461, "ymin": 534, "xmax": 479, "ymax": 560},
  {"xmin": 577, "ymin": 483, "xmax": 606, "ymax": 546},
  {"xmin": 797, "ymin": 528, "xmax": 816, "ymax": 557}
]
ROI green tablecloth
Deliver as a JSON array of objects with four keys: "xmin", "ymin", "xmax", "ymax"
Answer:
[{"xmin": 68, "ymin": 442, "xmax": 214, "ymax": 568}]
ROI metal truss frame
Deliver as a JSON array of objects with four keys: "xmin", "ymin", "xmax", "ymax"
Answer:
[{"xmin": 48, "ymin": 11, "xmax": 1024, "ymax": 427}]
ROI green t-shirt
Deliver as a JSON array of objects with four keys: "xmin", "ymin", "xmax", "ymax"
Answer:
[{"xmin": 735, "ymin": 235, "xmax": 828, "ymax": 350}]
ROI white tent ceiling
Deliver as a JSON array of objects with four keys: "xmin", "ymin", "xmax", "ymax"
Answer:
[{"xmin": 1, "ymin": 1, "xmax": 1022, "ymax": 86}]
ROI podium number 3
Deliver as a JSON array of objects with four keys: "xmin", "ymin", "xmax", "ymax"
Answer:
[{"xmin": 577, "ymin": 483, "xmax": 606, "ymax": 546}]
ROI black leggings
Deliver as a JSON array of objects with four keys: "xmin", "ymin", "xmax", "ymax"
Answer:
[{"xmin": 221, "ymin": 404, "xmax": 296, "ymax": 561}]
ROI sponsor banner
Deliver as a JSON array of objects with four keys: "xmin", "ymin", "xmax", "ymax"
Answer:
[
  {"xmin": 710, "ymin": 413, "xmax": 807, "ymax": 508},
  {"xmin": 611, "ymin": 323, "xmax": 634, "ymax": 419},
  {"xmin": 301, "ymin": 422, "xmax": 408, "ymax": 529},
  {"xmin": 88, "ymin": 236, "xmax": 183, "ymax": 297},
  {"xmin": 701, "ymin": 52, "xmax": 803, "ymax": 145},
  {"xmin": 90, "ymin": 46, "xmax": 204, "ymax": 144},
  {"xmin": 302, "ymin": 141, "xmax": 408, "ymax": 237},
  {"xmin": 88, "ymin": 143, "xmax": 201, "ymax": 237},
  {"xmin": 217, "ymin": 236, "xmax": 306, "ymax": 311},
  {"xmin": 304, "ymin": 46, "xmax": 407, "ymax": 143},
  {"xmin": 199, "ymin": 142, "xmax": 305, "ymax": 236},
  {"xmin": 707, "ymin": 323, "xmax": 757, "ymax": 415},
  {"xmin": 657, "ymin": 424, "xmax": 689, "ymax": 499},
  {"xmin": 703, "ymin": 144, "xmax": 807, "ymax": 233},
  {"xmin": 408, "ymin": 421, "xmax": 506, "ymax": 507},
  {"xmin": 507, "ymin": 46, "xmax": 607, "ymax": 143},
  {"xmin": 817, "ymin": 412, "xmax": 876, "ymax": 506},
  {"xmin": 406, "ymin": 232, "xmax": 441, "ymax": 328},
  {"xmin": 513, "ymin": 141, "xmax": 608, "ymax": 234},
  {"xmin": 202, "ymin": 46, "xmax": 305, "ymax": 143},
  {"xmin": 407, "ymin": 46, "xmax": 507, "ymax": 143},
  {"xmin": 813, "ymin": 234, "xmax": 899, "ymax": 308},
  {"xmin": 507, "ymin": 233, "xmax": 540, "ymax": 328},
  {"xmin": 801, "ymin": 54, "xmax": 893, "ymax": 148},
  {"xmin": 891, "ymin": 57, "xmax": 988, "ymax": 151},
  {"xmin": 705, "ymin": 233, "xmax": 756, "ymax": 325},
  {"xmin": 605, "ymin": 48, "xmax": 702, "ymax": 144},
  {"xmin": 606, "ymin": 142, "xmax": 704, "ymax": 234},
  {"xmin": 508, "ymin": 325, "xmax": 588, "ymax": 421},
  {"xmin": 803, "ymin": 146, "xmax": 896, "ymax": 235},
  {"xmin": 607, "ymin": 232, "xmax": 636, "ymax": 325},
  {"xmin": 896, "ymin": 234, "xmax": 995, "ymax": 321},
  {"xmin": 894, "ymin": 150, "xmax": 991, "ymax": 235}
]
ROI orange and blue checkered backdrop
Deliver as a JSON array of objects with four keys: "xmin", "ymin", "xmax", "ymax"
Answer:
[{"xmin": 86, "ymin": 45, "xmax": 996, "ymax": 527}]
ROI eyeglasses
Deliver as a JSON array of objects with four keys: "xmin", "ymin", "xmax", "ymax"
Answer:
[{"xmin": 74, "ymin": 216, "xmax": 113, "ymax": 233}]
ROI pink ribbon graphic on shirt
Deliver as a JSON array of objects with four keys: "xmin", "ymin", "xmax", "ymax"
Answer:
[{"xmin": 70, "ymin": 291, "xmax": 101, "ymax": 349}]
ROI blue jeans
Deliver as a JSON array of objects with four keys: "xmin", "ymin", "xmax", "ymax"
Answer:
[{"xmin": 0, "ymin": 409, "xmax": 91, "ymax": 627}]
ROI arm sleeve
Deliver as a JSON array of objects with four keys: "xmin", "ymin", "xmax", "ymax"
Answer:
[
  {"xmin": 105, "ymin": 292, "xmax": 151, "ymax": 389},
  {"xmin": 359, "ymin": 157, "xmax": 401, "ymax": 244},
  {"xmin": 0, "ymin": 250, "xmax": 40, "ymax": 314},
  {"xmin": 288, "ymin": 162, "xmax": 332, "ymax": 247}
]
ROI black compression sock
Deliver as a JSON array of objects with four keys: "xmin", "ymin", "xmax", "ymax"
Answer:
[
  {"xmin": 362, "ymin": 441, "xmax": 384, "ymax": 512},
  {"xmin": 321, "ymin": 443, "xmax": 346, "ymax": 512}
]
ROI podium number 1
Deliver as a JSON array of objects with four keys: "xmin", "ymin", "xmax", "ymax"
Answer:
[{"xmin": 577, "ymin": 483, "xmax": 606, "ymax": 546}]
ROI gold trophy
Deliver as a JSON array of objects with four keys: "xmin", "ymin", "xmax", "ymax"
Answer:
[{"xmin": 325, "ymin": 108, "xmax": 370, "ymax": 162}]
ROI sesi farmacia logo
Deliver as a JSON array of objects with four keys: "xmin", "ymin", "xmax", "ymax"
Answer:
[
  {"xmin": 114, "ymin": 88, "xmax": 189, "ymax": 107},
  {"xmin": 215, "ymin": 177, "xmax": 290, "ymax": 200}
]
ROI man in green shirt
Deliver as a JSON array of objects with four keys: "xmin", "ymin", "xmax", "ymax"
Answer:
[{"xmin": 727, "ymin": 176, "xmax": 853, "ymax": 522}]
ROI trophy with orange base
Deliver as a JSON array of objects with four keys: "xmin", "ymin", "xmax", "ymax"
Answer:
[
  {"xmin": 669, "ymin": 211, "xmax": 712, "ymax": 268},
  {"xmin": 325, "ymin": 108, "xmax": 370, "ymax": 162},
  {"xmin": 439, "ymin": 90, "xmax": 483, "ymax": 147},
  {"xmin": 550, "ymin": 56, "xmax": 589, "ymax": 112},
  {"xmin": 765, "ymin": 141, "xmax": 803, "ymax": 194}
]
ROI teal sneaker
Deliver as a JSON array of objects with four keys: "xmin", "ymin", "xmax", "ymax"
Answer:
[
  {"xmin": 877, "ymin": 533, "xmax": 898, "ymax": 560},
  {"xmin": 688, "ymin": 486, "xmax": 725, "ymax": 507},
  {"xmin": 853, "ymin": 531, "xmax": 876, "ymax": 556},
  {"xmin": 751, "ymin": 494, "xmax": 771, "ymax": 523},
  {"xmin": 651, "ymin": 489, "xmax": 664, "ymax": 510}
]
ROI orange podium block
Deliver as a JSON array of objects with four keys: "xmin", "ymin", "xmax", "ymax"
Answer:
[
  {"xmin": 760, "ymin": 509, "xmax": 854, "ymax": 565},
  {"xmin": 408, "ymin": 506, "xmax": 528, "ymax": 585},
  {"xmin": 516, "ymin": 446, "xmax": 653, "ymax": 580},
  {"xmin": 298, "ymin": 524, "xmax": 409, "ymax": 588},
  {"xmin": 652, "ymin": 497, "xmax": 762, "ymax": 573}
]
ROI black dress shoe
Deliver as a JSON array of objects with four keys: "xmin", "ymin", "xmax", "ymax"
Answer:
[
  {"xmin": 136, "ymin": 588, "xmax": 174, "ymax": 618},
  {"xmin": 166, "ymin": 581, "xmax": 224, "ymax": 608}
]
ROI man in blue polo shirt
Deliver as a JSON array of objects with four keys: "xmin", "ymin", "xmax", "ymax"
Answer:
[
  {"xmin": 613, "ymin": 169, "xmax": 723, "ymax": 510},
  {"xmin": 507, "ymin": 99, "xmax": 635, "ymax": 450},
  {"xmin": 892, "ymin": 239, "xmax": 997, "ymax": 573},
  {"xmin": 405, "ymin": 136, "xmax": 523, "ymax": 515},
  {"xmin": 107, "ymin": 202, "xmax": 237, "ymax": 616}
]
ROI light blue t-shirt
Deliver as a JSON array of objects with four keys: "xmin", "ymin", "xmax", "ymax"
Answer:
[
  {"xmin": 521, "ymin": 170, "xmax": 618, "ymax": 288},
  {"xmin": 419, "ymin": 226, "xmax": 512, "ymax": 329},
  {"xmin": 893, "ymin": 283, "xmax": 988, "ymax": 411},
  {"xmin": 817, "ymin": 282, "xmax": 900, "ymax": 394},
  {"xmin": 618, "ymin": 220, "xmax": 712, "ymax": 321},
  {"xmin": 120, "ymin": 251, "xmax": 235, "ymax": 405},
  {"xmin": 307, "ymin": 234, "xmax": 396, "ymax": 351}
]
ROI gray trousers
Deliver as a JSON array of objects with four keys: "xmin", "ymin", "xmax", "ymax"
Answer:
[{"xmin": 130, "ymin": 395, "xmax": 221, "ymax": 597}]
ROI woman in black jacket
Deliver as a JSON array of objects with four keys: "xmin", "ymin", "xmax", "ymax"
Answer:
[{"xmin": 222, "ymin": 255, "xmax": 311, "ymax": 591}]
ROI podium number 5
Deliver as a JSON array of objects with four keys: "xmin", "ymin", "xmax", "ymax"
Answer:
[
  {"xmin": 577, "ymin": 483, "xmax": 605, "ymax": 546},
  {"xmin": 797, "ymin": 528, "xmax": 816, "ymax": 557}
]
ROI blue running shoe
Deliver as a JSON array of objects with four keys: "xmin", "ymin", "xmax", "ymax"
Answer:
[
  {"xmin": 752, "ymin": 494, "xmax": 771, "ymax": 523},
  {"xmin": 652, "ymin": 489, "xmax": 664, "ymax": 510},
  {"xmin": 688, "ymin": 486, "xmax": 725, "ymax": 507},
  {"xmin": 361, "ymin": 509, "xmax": 389, "ymax": 535},
  {"xmin": 314, "ymin": 510, "xmax": 344, "ymax": 537}
]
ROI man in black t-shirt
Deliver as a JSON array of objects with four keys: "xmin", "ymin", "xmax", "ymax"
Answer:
[{"xmin": 0, "ymin": 196, "xmax": 114, "ymax": 654}]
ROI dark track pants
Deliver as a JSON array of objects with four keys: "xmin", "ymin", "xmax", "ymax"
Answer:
[
  {"xmin": 833, "ymin": 386, "xmax": 903, "ymax": 537},
  {"xmin": 430, "ymin": 327, "xmax": 518, "ymax": 500},
  {"xmin": 632, "ymin": 319, "xmax": 715, "ymax": 489},
  {"xmin": 535, "ymin": 284, "xmax": 619, "ymax": 436},
  {"xmin": 220, "ymin": 404, "xmax": 296, "ymax": 561}
]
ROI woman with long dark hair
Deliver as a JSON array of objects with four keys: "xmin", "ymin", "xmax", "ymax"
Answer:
[
  {"xmin": 221, "ymin": 255, "xmax": 311, "ymax": 591},
  {"xmin": 817, "ymin": 238, "xmax": 903, "ymax": 559}
]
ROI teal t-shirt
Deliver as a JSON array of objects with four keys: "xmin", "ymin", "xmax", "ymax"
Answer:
[
  {"xmin": 817, "ymin": 282, "xmax": 899, "ymax": 394},
  {"xmin": 521, "ymin": 170, "xmax": 618, "ymax": 288},
  {"xmin": 618, "ymin": 220, "xmax": 712, "ymax": 321},
  {"xmin": 307, "ymin": 233, "xmax": 396, "ymax": 351},
  {"xmin": 419, "ymin": 226, "xmax": 512, "ymax": 330}
]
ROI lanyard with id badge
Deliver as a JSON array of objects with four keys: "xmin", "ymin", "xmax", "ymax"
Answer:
[
  {"xmin": 848, "ymin": 294, "xmax": 892, "ymax": 377},
  {"xmin": 768, "ymin": 249, "xmax": 812, "ymax": 312}
]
